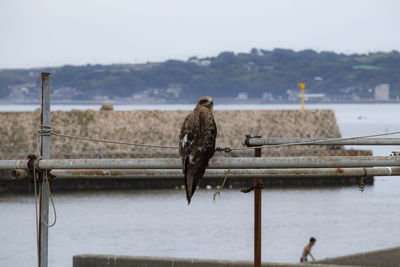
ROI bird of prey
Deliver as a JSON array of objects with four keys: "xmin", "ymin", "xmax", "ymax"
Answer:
[{"xmin": 179, "ymin": 96, "xmax": 217, "ymax": 204}]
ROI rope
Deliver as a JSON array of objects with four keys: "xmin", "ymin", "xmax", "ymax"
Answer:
[
  {"xmin": 213, "ymin": 150, "xmax": 232, "ymax": 202},
  {"xmin": 34, "ymin": 126, "xmax": 57, "ymax": 239},
  {"xmin": 43, "ymin": 170, "xmax": 57, "ymax": 227},
  {"xmin": 37, "ymin": 125, "xmax": 52, "ymax": 136}
]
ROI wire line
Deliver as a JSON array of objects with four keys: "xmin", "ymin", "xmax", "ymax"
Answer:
[
  {"xmin": 46, "ymin": 127, "xmax": 400, "ymax": 152},
  {"xmin": 51, "ymin": 132, "xmax": 179, "ymax": 149}
]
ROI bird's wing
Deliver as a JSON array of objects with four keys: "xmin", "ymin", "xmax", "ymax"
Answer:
[
  {"xmin": 179, "ymin": 112, "xmax": 196, "ymax": 160},
  {"xmin": 198, "ymin": 106, "xmax": 217, "ymax": 156}
]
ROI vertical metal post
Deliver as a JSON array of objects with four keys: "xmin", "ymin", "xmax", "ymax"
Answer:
[
  {"xmin": 254, "ymin": 147, "xmax": 263, "ymax": 267},
  {"xmin": 244, "ymin": 135, "xmax": 263, "ymax": 267},
  {"xmin": 39, "ymin": 72, "xmax": 51, "ymax": 267}
]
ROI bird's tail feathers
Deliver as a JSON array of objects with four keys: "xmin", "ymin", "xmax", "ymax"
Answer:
[{"xmin": 186, "ymin": 171, "xmax": 204, "ymax": 204}]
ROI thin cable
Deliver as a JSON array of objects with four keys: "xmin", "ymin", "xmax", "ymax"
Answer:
[
  {"xmin": 51, "ymin": 132, "xmax": 179, "ymax": 149},
  {"xmin": 230, "ymin": 130, "xmax": 400, "ymax": 151},
  {"xmin": 48, "ymin": 128, "xmax": 400, "ymax": 153}
]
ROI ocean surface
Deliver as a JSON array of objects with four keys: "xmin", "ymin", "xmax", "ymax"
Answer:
[{"xmin": 1, "ymin": 103, "xmax": 400, "ymax": 266}]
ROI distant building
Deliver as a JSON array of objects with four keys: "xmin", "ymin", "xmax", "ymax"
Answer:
[
  {"xmin": 286, "ymin": 89, "xmax": 326, "ymax": 102},
  {"xmin": 243, "ymin": 62, "xmax": 258, "ymax": 72},
  {"xmin": 303, "ymin": 93, "xmax": 325, "ymax": 101},
  {"xmin": 111, "ymin": 68, "xmax": 130, "ymax": 73},
  {"xmin": 198, "ymin": 59, "xmax": 211, "ymax": 66},
  {"xmin": 374, "ymin": 84, "xmax": 390, "ymax": 101},
  {"xmin": 286, "ymin": 89, "xmax": 299, "ymax": 102},
  {"xmin": 236, "ymin": 92, "xmax": 248, "ymax": 100},
  {"xmin": 262, "ymin": 92, "xmax": 274, "ymax": 101},
  {"xmin": 188, "ymin": 57, "xmax": 200, "ymax": 64},
  {"xmin": 166, "ymin": 84, "xmax": 182, "ymax": 98},
  {"xmin": 188, "ymin": 57, "xmax": 211, "ymax": 66}
]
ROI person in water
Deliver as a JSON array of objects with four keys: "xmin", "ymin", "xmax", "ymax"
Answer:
[{"xmin": 300, "ymin": 237, "xmax": 316, "ymax": 263}]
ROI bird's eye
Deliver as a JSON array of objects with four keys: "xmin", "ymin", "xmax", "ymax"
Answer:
[{"xmin": 199, "ymin": 100, "xmax": 208, "ymax": 105}]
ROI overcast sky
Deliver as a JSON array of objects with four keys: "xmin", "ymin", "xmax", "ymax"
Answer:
[{"xmin": 0, "ymin": 0, "xmax": 399, "ymax": 69}]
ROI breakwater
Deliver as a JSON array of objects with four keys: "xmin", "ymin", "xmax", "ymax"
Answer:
[
  {"xmin": 0, "ymin": 109, "xmax": 370, "ymax": 159},
  {"xmin": 0, "ymin": 109, "xmax": 372, "ymax": 192},
  {"xmin": 73, "ymin": 255, "xmax": 355, "ymax": 267},
  {"xmin": 73, "ymin": 247, "xmax": 400, "ymax": 267}
]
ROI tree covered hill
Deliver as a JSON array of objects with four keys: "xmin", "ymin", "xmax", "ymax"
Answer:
[{"xmin": 1, "ymin": 48, "xmax": 400, "ymax": 102}]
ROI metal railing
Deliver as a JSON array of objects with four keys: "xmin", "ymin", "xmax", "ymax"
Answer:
[
  {"xmin": 11, "ymin": 167, "xmax": 400, "ymax": 180},
  {"xmin": 243, "ymin": 137, "xmax": 400, "ymax": 146},
  {"xmin": 2, "ymin": 156, "xmax": 400, "ymax": 171}
]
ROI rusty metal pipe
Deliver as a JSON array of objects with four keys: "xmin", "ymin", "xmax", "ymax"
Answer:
[
  {"xmin": 10, "ymin": 167, "xmax": 400, "ymax": 179},
  {"xmin": 37, "ymin": 156, "xmax": 400, "ymax": 169},
  {"xmin": 0, "ymin": 160, "xmax": 29, "ymax": 170},
  {"xmin": 11, "ymin": 169, "xmax": 28, "ymax": 179},
  {"xmin": 254, "ymin": 147, "xmax": 263, "ymax": 267},
  {"xmin": 242, "ymin": 137, "xmax": 400, "ymax": 146},
  {"xmin": 3, "ymin": 156, "xmax": 400, "ymax": 170}
]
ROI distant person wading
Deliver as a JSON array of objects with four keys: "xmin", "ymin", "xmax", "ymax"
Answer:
[{"xmin": 301, "ymin": 237, "xmax": 316, "ymax": 263}]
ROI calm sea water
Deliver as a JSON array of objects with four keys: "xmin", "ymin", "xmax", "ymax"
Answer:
[{"xmin": 1, "ymin": 103, "xmax": 400, "ymax": 266}]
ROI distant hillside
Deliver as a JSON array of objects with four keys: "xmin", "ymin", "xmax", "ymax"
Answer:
[{"xmin": 1, "ymin": 48, "xmax": 400, "ymax": 103}]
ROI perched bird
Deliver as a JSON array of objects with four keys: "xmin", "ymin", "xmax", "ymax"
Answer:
[{"xmin": 179, "ymin": 96, "xmax": 217, "ymax": 204}]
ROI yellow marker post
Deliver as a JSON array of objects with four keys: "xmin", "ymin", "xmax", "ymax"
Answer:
[{"xmin": 298, "ymin": 79, "xmax": 306, "ymax": 111}]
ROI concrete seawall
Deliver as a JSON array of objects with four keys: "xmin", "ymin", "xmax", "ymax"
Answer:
[
  {"xmin": 72, "ymin": 255, "xmax": 357, "ymax": 267},
  {"xmin": 0, "ymin": 109, "xmax": 372, "ymax": 193},
  {"xmin": 0, "ymin": 109, "xmax": 369, "ymax": 159},
  {"xmin": 316, "ymin": 246, "xmax": 400, "ymax": 267}
]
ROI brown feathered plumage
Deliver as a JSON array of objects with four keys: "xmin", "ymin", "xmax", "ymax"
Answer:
[{"xmin": 179, "ymin": 96, "xmax": 217, "ymax": 204}]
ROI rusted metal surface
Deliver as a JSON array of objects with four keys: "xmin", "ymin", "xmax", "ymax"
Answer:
[
  {"xmin": 254, "ymin": 146, "xmax": 263, "ymax": 267},
  {"xmin": 26, "ymin": 154, "xmax": 37, "ymax": 182},
  {"xmin": 0, "ymin": 160, "xmax": 29, "ymax": 170},
  {"xmin": 4, "ymin": 157, "xmax": 400, "ymax": 171},
  {"xmin": 254, "ymin": 179, "xmax": 262, "ymax": 267},
  {"xmin": 36, "ymin": 156, "xmax": 400, "ymax": 169},
  {"xmin": 243, "ymin": 137, "xmax": 400, "ymax": 146},
  {"xmin": 11, "ymin": 169, "xmax": 28, "ymax": 179},
  {"xmin": 12, "ymin": 167, "xmax": 400, "ymax": 180},
  {"xmin": 336, "ymin": 168, "xmax": 344, "ymax": 173}
]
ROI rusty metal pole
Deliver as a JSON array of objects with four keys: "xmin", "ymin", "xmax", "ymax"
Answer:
[
  {"xmin": 244, "ymin": 135, "xmax": 263, "ymax": 267},
  {"xmin": 254, "ymin": 146, "xmax": 263, "ymax": 267},
  {"xmin": 38, "ymin": 72, "xmax": 51, "ymax": 267}
]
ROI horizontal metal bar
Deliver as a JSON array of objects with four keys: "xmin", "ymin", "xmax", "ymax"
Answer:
[
  {"xmin": 2, "ymin": 156, "xmax": 400, "ymax": 170},
  {"xmin": 243, "ymin": 137, "xmax": 400, "ymax": 146},
  {"xmin": 0, "ymin": 160, "xmax": 28, "ymax": 170},
  {"xmin": 38, "ymin": 156, "xmax": 400, "ymax": 169},
  {"xmin": 11, "ymin": 167, "xmax": 400, "ymax": 180}
]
